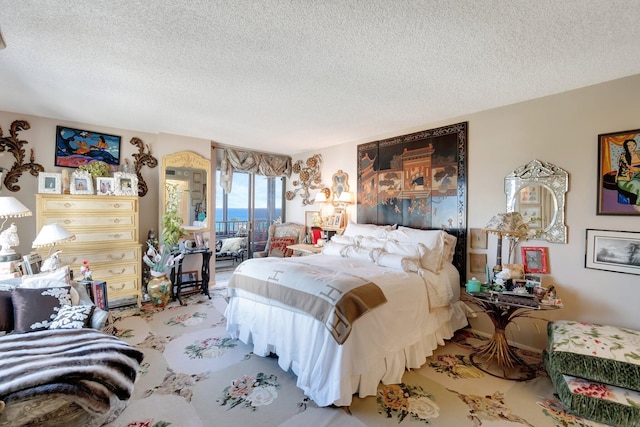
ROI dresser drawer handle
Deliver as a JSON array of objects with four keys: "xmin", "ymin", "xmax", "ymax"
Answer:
[
  {"xmin": 113, "ymin": 203, "xmax": 120, "ymax": 208},
  {"xmin": 64, "ymin": 219, "xmax": 71, "ymax": 224},
  {"xmin": 108, "ymin": 253, "xmax": 126, "ymax": 260},
  {"xmin": 113, "ymin": 218, "xmax": 121, "ymax": 223},
  {"xmin": 109, "ymin": 283, "xmax": 126, "ymax": 291},
  {"xmin": 109, "ymin": 234, "xmax": 123, "ymax": 239},
  {"xmin": 109, "ymin": 268, "xmax": 126, "ymax": 275},
  {"xmin": 64, "ymin": 203, "xmax": 72, "ymax": 208}
]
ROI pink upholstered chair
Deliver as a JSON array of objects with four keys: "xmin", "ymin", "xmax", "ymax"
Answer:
[{"xmin": 253, "ymin": 222, "xmax": 306, "ymax": 258}]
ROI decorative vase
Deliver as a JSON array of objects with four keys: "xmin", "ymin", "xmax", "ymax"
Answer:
[{"xmin": 147, "ymin": 271, "xmax": 172, "ymax": 308}]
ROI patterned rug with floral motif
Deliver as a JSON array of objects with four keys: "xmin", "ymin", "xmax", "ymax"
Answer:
[{"xmin": 104, "ymin": 286, "xmax": 608, "ymax": 427}]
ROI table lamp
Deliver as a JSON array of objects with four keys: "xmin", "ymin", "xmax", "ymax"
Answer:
[
  {"xmin": 0, "ymin": 196, "xmax": 33, "ymax": 262},
  {"xmin": 32, "ymin": 223, "xmax": 76, "ymax": 271},
  {"xmin": 483, "ymin": 212, "xmax": 530, "ymax": 275}
]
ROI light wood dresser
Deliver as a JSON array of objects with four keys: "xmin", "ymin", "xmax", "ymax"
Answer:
[{"xmin": 35, "ymin": 194, "xmax": 142, "ymax": 306}]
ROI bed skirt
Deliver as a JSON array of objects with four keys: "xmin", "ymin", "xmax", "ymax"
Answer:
[{"xmin": 225, "ymin": 297, "xmax": 468, "ymax": 406}]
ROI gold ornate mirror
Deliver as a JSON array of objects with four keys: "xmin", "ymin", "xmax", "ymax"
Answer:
[
  {"xmin": 161, "ymin": 151, "xmax": 211, "ymax": 232},
  {"xmin": 331, "ymin": 169, "xmax": 350, "ymax": 206},
  {"xmin": 505, "ymin": 159, "xmax": 568, "ymax": 243}
]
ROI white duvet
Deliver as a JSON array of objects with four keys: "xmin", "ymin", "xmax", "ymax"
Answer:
[{"xmin": 225, "ymin": 254, "xmax": 468, "ymax": 406}]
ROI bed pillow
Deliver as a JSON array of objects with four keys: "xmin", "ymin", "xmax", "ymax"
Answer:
[
  {"xmin": 442, "ymin": 233, "xmax": 457, "ymax": 264},
  {"xmin": 330, "ymin": 234, "xmax": 354, "ymax": 245},
  {"xmin": 268, "ymin": 237, "xmax": 295, "ymax": 257},
  {"xmin": 49, "ymin": 304, "xmax": 95, "ymax": 330},
  {"xmin": 0, "ymin": 290, "xmax": 14, "ymax": 332},
  {"xmin": 343, "ymin": 221, "xmax": 396, "ymax": 238},
  {"xmin": 358, "ymin": 236, "xmax": 387, "ymax": 250},
  {"xmin": 321, "ymin": 241, "xmax": 349, "ymax": 257},
  {"xmin": 12, "ymin": 286, "xmax": 72, "ymax": 332},
  {"xmin": 220, "ymin": 237, "xmax": 244, "ymax": 253},
  {"xmin": 21, "ymin": 265, "xmax": 71, "ymax": 286},
  {"xmin": 342, "ymin": 246, "xmax": 373, "ymax": 262},
  {"xmin": 376, "ymin": 252, "xmax": 420, "ymax": 272}
]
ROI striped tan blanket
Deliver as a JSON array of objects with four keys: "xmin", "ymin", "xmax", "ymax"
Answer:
[
  {"xmin": 0, "ymin": 328, "xmax": 143, "ymax": 417},
  {"xmin": 227, "ymin": 257, "xmax": 387, "ymax": 344}
]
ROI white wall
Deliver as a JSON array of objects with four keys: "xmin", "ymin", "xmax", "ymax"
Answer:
[{"xmin": 288, "ymin": 74, "xmax": 640, "ymax": 349}]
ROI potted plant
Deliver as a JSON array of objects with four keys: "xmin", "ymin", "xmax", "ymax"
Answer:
[
  {"xmin": 78, "ymin": 160, "xmax": 110, "ymax": 178},
  {"xmin": 162, "ymin": 183, "xmax": 184, "ymax": 249}
]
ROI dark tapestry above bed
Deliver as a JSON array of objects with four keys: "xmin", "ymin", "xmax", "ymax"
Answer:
[{"xmin": 357, "ymin": 121, "xmax": 468, "ymax": 280}]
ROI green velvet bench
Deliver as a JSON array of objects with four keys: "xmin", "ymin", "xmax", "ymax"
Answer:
[{"xmin": 543, "ymin": 320, "xmax": 640, "ymax": 426}]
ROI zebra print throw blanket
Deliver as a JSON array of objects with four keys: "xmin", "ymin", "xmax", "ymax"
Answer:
[{"xmin": 0, "ymin": 328, "xmax": 143, "ymax": 416}]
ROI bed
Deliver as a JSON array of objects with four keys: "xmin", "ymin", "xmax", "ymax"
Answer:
[{"xmin": 225, "ymin": 224, "xmax": 469, "ymax": 407}]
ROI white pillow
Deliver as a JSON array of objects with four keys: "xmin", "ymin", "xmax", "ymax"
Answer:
[
  {"xmin": 342, "ymin": 246, "xmax": 373, "ymax": 262},
  {"xmin": 330, "ymin": 235, "xmax": 355, "ymax": 245},
  {"xmin": 442, "ymin": 233, "xmax": 457, "ymax": 264},
  {"xmin": 358, "ymin": 236, "xmax": 387, "ymax": 250},
  {"xmin": 220, "ymin": 237, "xmax": 243, "ymax": 252},
  {"xmin": 343, "ymin": 221, "xmax": 396, "ymax": 238},
  {"xmin": 321, "ymin": 241, "xmax": 348, "ymax": 257},
  {"xmin": 376, "ymin": 252, "xmax": 420, "ymax": 272},
  {"xmin": 21, "ymin": 265, "xmax": 71, "ymax": 286}
]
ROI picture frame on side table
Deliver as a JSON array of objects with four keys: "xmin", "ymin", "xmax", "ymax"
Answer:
[
  {"xmin": 585, "ymin": 229, "xmax": 640, "ymax": 275},
  {"xmin": 194, "ymin": 232, "xmax": 205, "ymax": 248},
  {"xmin": 38, "ymin": 172, "xmax": 62, "ymax": 194},
  {"xmin": 113, "ymin": 172, "xmax": 138, "ymax": 196},
  {"xmin": 96, "ymin": 177, "xmax": 115, "ymax": 195},
  {"xmin": 181, "ymin": 270, "xmax": 198, "ymax": 284},
  {"xmin": 597, "ymin": 128, "xmax": 640, "ymax": 215},
  {"xmin": 521, "ymin": 246, "xmax": 549, "ymax": 274},
  {"xmin": 70, "ymin": 170, "xmax": 94, "ymax": 195},
  {"xmin": 22, "ymin": 253, "xmax": 42, "ymax": 275}
]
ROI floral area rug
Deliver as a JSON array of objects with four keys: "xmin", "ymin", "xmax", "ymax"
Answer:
[{"xmin": 105, "ymin": 287, "xmax": 609, "ymax": 427}]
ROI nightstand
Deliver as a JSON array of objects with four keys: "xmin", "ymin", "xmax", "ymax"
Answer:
[{"xmin": 287, "ymin": 243, "xmax": 322, "ymax": 256}]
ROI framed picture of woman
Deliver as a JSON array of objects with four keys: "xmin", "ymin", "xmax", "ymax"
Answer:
[{"xmin": 597, "ymin": 129, "xmax": 640, "ymax": 215}]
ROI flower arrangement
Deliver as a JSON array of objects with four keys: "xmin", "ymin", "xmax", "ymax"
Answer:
[
  {"xmin": 142, "ymin": 242, "xmax": 184, "ymax": 275},
  {"xmin": 80, "ymin": 260, "xmax": 92, "ymax": 281},
  {"xmin": 78, "ymin": 160, "xmax": 111, "ymax": 178}
]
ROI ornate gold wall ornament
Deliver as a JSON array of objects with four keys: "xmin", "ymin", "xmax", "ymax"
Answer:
[
  {"xmin": 130, "ymin": 137, "xmax": 158, "ymax": 197},
  {"xmin": 0, "ymin": 120, "xmax": 44, "ymax": 192},
  {"xmin": 285, "ymin": 154, "xmax": 324, "ymax": 205}
]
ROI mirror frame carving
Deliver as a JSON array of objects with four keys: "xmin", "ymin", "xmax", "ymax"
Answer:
[
  {"xmin": 505, "ymin": 159, "xmax": 568, "ymax": 244},
  {"xmin": 162, "ymin": 151, "xmax": 211, "ymax": 232}
]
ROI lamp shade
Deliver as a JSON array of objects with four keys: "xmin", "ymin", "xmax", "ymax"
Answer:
[
  {"xmin": 32, "ymin": 223, "xmax": 76, "ymax": 248},
  {"xmin": 314, "ymin": 192, "xmax": 328, "ymax": 203},
  {"xmin": 335, "ymin": 191, "xmax": 352, "ymax": 204},
  {"xmin": 483, "ymin": 212, "xmax": 529, "ymax": 237},
  {"xmin": 0, "ymin": 197, "xmax": 32, "ymax": 218}
]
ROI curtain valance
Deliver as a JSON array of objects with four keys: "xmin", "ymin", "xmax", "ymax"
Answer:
[{"xmin": 220, "ymin": 148, "xmax": 292, "ymax": 194}]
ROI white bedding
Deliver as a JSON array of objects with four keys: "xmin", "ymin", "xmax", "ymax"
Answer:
[{"xmin": 224, "ymin": 254, "xmax": 468, "ymax": 407}]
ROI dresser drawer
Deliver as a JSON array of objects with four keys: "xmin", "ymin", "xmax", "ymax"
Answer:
[
  {"xmin": 91, "ymin": 262, "xmax": 139, "ymax": 279},
  {"xmin": 105, "ymin": 276, "xmax": 139, "ymax": 296},
  {"xmin": 40, "ymin": 196, "xmax": 137, "ymax": 213},
  {"xmin": 43, "ymin": 214, "xmax": 136, "ymax": 228},
  {"xmin": 71, "ymin": 229, "xmax": 137, "ymax": 244},
  {"xmin": 61, "ymin": 248, "xmax": 140, "ymax": 266}
]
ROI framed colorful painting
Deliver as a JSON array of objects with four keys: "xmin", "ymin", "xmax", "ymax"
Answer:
[
  {"xmin": 597, "ymin": 129, "xmax": 640, "ymax": 215},
  {"xmin": 55, "ymin": 125, "xmax": 121, "ymax": 168}
]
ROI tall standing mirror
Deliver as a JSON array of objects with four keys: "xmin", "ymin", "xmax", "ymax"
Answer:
[
  {"xmin": 505, "ymin": 159, "xmax": 568, "ymax": 243},
  {"xmin": 162, "ymin": 151, "xmax": 211, "ymax": 232}
]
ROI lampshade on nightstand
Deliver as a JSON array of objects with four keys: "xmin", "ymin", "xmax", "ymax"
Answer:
[
  {"xmin": 33, "ymin": 223, "xmax": 76, "ymax": 271},
  {"xmin": 483, "ymin": 212, "xmax": 529, "ymax": 273},
  {"xmin": 0, "ymin": 196, "xmax": 33, "ymax": 261}
]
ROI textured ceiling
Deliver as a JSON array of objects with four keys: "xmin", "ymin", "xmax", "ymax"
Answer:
[{"xmin": 1, "ymin": 1, "xmax": 640, "ymax": 155}]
